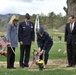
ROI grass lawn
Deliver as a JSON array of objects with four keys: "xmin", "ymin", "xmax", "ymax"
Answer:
[
  {"xmin": 0, "ymin": 68, "xmax": 76, "ymax": 75},
  {"xmin": 0, "ymin": 42, "xmax": 66, "ymax": 61},
  {"xmin": 0, "ymin": 31, "xmax": 66, "ymax": 61},
  {"xmin": 1, "ymin": 31, "xmax": 75, "ymax": 75}
]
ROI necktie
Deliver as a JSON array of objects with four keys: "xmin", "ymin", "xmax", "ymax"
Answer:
[
  {"xmin": 26, "ymin": 22, "xmax": 29, "ymax": 26},
  {"xmin": 70, "ymin": 24, "xmax": 72, "ymax": 32}
]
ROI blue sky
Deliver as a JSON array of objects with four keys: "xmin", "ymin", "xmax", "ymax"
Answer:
[{"xmin": 0, "ymin": 0, "xmax": 67, "ymax": 15}]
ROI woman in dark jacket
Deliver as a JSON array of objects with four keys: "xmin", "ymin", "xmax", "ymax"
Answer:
[{"xmin": 37, "ymin": 27, "xmax": 53, "ymax": 68}]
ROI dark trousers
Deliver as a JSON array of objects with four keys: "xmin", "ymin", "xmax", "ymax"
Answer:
[
  {"xmin": 67, "ymin": 43, "xmax": 76, "ymax": 66},
  {"xmin": 40, "ymin": 46, "xmax": 51, "ymax": 65},
  {"xmin": 20, "ymin": 45, "xmax": 31, "ymax": 66},
  {"xmin": 7, "ymin": 47, "xmax": 15, "ymax": 68}
]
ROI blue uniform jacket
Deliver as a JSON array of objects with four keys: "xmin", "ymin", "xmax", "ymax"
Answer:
[
  {"xmin": 18, "ymin": 21, "xmax": 35, "ymax": 45},
  {"xmin": 37, "ymin": 32, "xmax": 53, "ymax": 50}
]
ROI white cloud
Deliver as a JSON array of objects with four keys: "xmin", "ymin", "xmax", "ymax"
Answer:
[{"xmin": 0, "ymin": 0, "xmax": 67, "ymax": 16}]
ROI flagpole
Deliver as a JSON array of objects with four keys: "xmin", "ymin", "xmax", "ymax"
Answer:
[{"xmin": 35, "ymin": 14, "xmax": 40, "ymax": 42}]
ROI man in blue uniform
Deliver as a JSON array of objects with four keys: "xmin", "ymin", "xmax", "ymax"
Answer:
[
  {"xmin": 18, "ymin": 13, "xmax": 35, "ymax": 68},
  {"xmin": 37, "ymin": 27, "xmax": 53, "ymax": 68}
]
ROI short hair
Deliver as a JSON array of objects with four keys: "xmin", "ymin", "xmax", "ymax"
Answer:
[{"xmin": 69, "ymin": 15, "xmax": 75, "ymax": 19}]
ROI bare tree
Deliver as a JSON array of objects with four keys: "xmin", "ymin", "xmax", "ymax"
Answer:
[{"xmin": 64, "ymin": 0, "xmax": 76, "ymax": 20}]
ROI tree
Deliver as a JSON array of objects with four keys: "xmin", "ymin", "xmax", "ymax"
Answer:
[
  {"xmin": 64, "ymin": 0, "xmax": 76, "ymax": 21},
  {"xmin": 48, "ymin": 12, "xmax": 56, "ymax": 29}
]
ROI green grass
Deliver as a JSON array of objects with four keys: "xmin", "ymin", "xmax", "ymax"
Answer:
[
  {"xmin": 0, "ymin": 68, "xmax": 76, "ymax": 75},
  {"xmin": 0, "ymin": 31, "xmax": 72, "ymax": 75},
  {"xmin": 0, "ymin": 42, "xmax": 66, "ymax": 61},
  {"xmin": 0, "ymin": 30, "xmax": 66, "ymax": 61}
]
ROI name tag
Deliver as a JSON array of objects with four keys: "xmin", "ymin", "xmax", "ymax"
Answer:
[{"xmin": 23, "ymin": 27, "xmax": 26, "ymax": 31}]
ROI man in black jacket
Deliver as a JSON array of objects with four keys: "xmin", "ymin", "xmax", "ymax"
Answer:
[
  {"xmin": 65, "ymin": 15, "xmax": 76, "ymax": 67},
  {"xmin": 37, "ymin": 27, "xmax": 53, "ymax": 68},
  {"xmin": 18, "ymin": 13, "xmax": 35, "ymax": 67}
]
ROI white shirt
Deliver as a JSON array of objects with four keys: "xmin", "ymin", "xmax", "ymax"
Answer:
[{"xmin": 70, "ymin": 22, "xmax": 75, "ymax": 31}]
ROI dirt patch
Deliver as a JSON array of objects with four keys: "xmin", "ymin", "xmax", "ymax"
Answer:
[
  {"xmin": 0, "ymin": 60, "xmax": 76, "ymax": 70},
  {"xmin": 28, "ymin": 60, "xmax": 76, "ymax": 71}
]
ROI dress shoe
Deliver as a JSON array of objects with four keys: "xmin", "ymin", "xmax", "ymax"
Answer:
[
  {"xmin": 12, "ymin": 67, "xmax": 16, "ymax": 69},
  {"xmin": 7, "ymin": 67, "xmax": 11, "ymax": 69},
  {"xmin": 66, "ymin": 65, "xmax": 75, "ymax": 67},
  {"xmin": 66, "ymin": 65, "xmax": 72, "ymax": 67},
  {"xmin": 23, "ymin": 64, "xmax": 28, "ymax": 67},
  {"xmin": 20, "ymin": 65, "xmax": 25, "ymax": 68},
  {"xmin": 71, "ymin": 65, "xmax": 75, "ymax": 67},
  {"xmin": 7, "ymin": 67, "xmax": 16, "ymax": 69}
]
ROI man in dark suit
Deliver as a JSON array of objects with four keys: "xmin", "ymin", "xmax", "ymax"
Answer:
[
  {"xmin": 18, "ymin": 13, "xmax": 35, "ymax": 68},
  {"xmin": 65, "ymin": 15, "xmax": 76, "ymax": 67},
  {"xmin": 37, "ymin": 27, "xmax": 53, "ymax": 68}
]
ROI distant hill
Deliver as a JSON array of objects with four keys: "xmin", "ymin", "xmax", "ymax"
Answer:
[
  {"xmin": 0, "ymin": 14, "xmax": 23, "ymax": 32},
  {"xmin": 0, "ymin": 14, "xmax": 21, "ymax": 25},
  {"xmin": 0, "ymin": 13, "xmax": 67, "ymax": 32}
]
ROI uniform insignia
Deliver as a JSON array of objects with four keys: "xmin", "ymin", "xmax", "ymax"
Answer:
[
  {"xmin": 23, "ymin": 27, "xmax": 26, "ymax": 28},
  {"xmin": 31, "ymin": 25, "xmax": 33, "ymax": 28}
]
